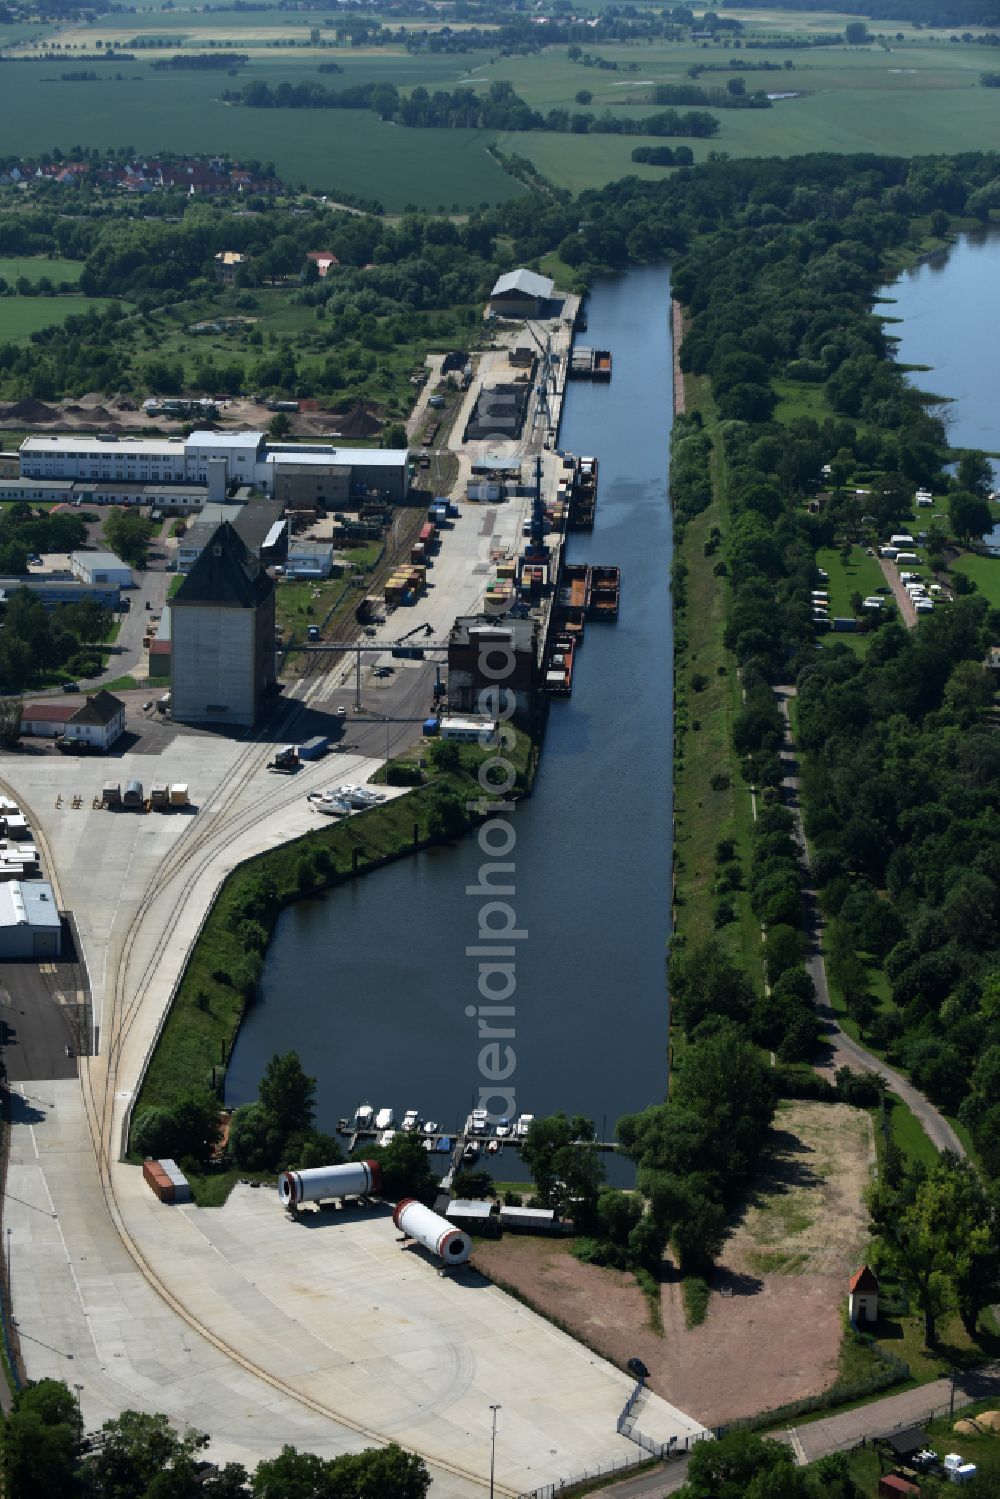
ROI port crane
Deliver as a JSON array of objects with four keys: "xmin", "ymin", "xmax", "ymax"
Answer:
[{"xmin": 523, "ymin": 321, "xmax": 559, "ymax": 434}]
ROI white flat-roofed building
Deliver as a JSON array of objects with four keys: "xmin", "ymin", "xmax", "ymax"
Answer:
[
  {"xmin": 20, "ymin": 434, "xmax": 188, "ymax": 484},
  {"xmin": 19, "ymin": 433, "xmax": 409, "ymax": 503},
  {"xmin": 185, "ymin": 429, "xmax": 266, "ymax": 486},
  {"xmin": 0, "ymin": 880, "xmax": 61, "ymax": 958},
  {"xmin": 438, "ymin": 715, "xmax": 499, "ymax": 743},
  {"xmin": 70, "ymin": 551, "xmax": 133, "ymax": 588}
]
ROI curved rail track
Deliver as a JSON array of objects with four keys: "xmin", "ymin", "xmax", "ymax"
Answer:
[{"xmin": 2, "ymin": 674, "xmax": 507, "ymax": 1494}]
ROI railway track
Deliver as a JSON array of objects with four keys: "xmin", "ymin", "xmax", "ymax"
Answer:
[
  {"xmin": 0, "ymin": 728, "xmax": 501, "ymax": 1493},
  {"xmin": 0, "ymin": 502, "xmax": 521, "ymax": 1492}
]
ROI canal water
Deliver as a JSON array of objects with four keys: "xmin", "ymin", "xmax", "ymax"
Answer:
[
  {"xmin": 880, "ymin": 230, "xmax": 1000, "ymax": 501},
  {"xmin": 226, "ymin": 265, "xmax": 676, "ymax": 1156}
]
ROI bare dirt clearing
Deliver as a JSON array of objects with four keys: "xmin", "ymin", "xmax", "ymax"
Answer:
[{"xmin": 477, "ymin": 1102, "xmax": 874, "ymax": 1427}]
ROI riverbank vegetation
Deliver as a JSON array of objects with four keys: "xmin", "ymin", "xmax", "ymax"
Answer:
[{"xmin": 641, "ymin": 150, "xmax": 1000, "ymax": 1358}]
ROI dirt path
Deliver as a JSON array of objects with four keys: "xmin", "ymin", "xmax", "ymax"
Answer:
[
  {"xmin": 775, "ymin": 686, "xmax": 963, "ymax": 1156},
  {"xmin": 477, "ymin": 1103, "xmax": 873, "ymax": 1430},
  {"xmin": 878, "ymin": 556, "xmax": 918, "ymax": 626},
  {"xmin": 671, "ymin": 300, "xmax": 685, "ymax": 416}
]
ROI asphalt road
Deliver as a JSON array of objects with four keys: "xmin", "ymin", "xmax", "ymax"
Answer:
[{"xmin": 0, "ymin": 960, "xmax": 78, "ymax": 1084}]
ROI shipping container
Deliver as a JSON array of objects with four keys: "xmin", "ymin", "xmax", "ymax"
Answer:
[
  {"xmin": 169, "ymin": 784, "xmax": 189, "ymax": 807},
  {"xmin": 299, "ymin": 736, "xmax": 329, "ymax": 761},
  {"xmin": 142, "ymin": 1159, "xmax": 175, "ymax": 1204},
  {"xmin": 150, "ymin": 783, "xmax": 169, "ymax": 810},
  {"xmin": 159, "ymin": 1158, "xmax": 192, "ymax": 1203},
  {"xmin": 102, "ymin": 781, "xmax": 121, "ymax": 807},
  {"xmin": 123, "ymin": 780, "xmax": 144, "ymax": 808}
]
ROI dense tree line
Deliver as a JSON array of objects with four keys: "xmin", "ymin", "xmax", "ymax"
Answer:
[
  {"xmin": 631, "ymin": 145, "xmax": 695, "ymax": 166},
  {"xmin": 650, "ymin": 80, "xmax": 773, "ymax": 108},
  {"xmin": 1, "ymin": 1380, "xmax": 430, "ymax": 1498},
  {"xmin": 228, "ymin": 77, "xmax": 721, "ymax": 138},
  {"xmin": 151, "ymin": 52, "xmax": 249, "ymax": 71}
]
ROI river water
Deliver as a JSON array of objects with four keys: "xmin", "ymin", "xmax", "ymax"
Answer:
[
  {"xmin": 880, "ymin": 230, "xmax": 1000, "ymax": 502},
  {"xmin": 226, "ymin": 265, "xmax": 676, "ymax": 1153}
]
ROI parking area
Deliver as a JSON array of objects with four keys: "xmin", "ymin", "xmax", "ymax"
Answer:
[{"xmin": 0, "ymin": 955, "xmax": 81, "ymax": 1082}]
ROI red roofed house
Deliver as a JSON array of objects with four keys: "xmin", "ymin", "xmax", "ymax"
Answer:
[
  {"xmin": 849, "ymin": 1264, "xmax": 880, "ymax": 1326},
  {"xmin": 21, "ymin": 691, "xmax": 126, "ymax": 751},
  {"xmin": 306, "ymin": 251, "xmax": 339, "ymax": 278}
]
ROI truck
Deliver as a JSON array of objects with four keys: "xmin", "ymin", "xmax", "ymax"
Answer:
[
  {"xmin": 298, "ymin": 735, "xmax": 328, "ymax": 761},
  {"xmin": 268, "ymin": 746, "xmax": 299, "ymax": 773},
  {"xmin": 307, "ymin": 625, "xmax": 320, "ymax": 642},
  {"xmin": 123, "ymin": 780, "xmax": 144, "ymax": 809}
]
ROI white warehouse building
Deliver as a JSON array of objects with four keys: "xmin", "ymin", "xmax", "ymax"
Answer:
[
  {"xmin": 70, "ymin": 550, "xmax": 133, "ymax": 589},
  {"xmin": 0, "ymin": 880, "xmax": 61, "ymax": 959},
  {"xmin": 20, "ymin": 432, "xmax": 410, "ymax": 505}
]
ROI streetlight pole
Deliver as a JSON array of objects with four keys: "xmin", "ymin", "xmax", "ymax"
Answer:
[{"xmin": 489, "ymin": 1403, "xmax": 501, "ymax": 1499}]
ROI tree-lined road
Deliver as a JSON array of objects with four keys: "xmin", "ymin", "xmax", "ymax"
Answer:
[{"xmin": 775, "ymin": 685, "xmax": 963, "ymax": 1158}]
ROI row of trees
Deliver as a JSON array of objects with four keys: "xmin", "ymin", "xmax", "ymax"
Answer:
[
  {"xmin": 2, "ymin": 1380, "xmax": 430, "ymax": 1498},
  {"xmin": 230, "ymin": 78, "xmax": 722, "ymax": 139}
]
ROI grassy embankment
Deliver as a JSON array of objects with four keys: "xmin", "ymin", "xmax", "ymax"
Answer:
[
  {"xmin": 671, "ymin": 370, "xmax": 761, "ymax": 987},
  {"xmin": 133, "ymin": 728, "xmax": 535, "ymax": 1147}
]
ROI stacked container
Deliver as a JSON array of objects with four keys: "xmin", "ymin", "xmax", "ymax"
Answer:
[{"xmin": 142, "ymin": 1158, "xmax": 191, "ymax": 1204}]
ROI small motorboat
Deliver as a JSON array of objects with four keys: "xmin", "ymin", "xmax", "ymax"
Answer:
[
  {"xmin": 486, "ymin": 1138, "xmax": 501, "ymax": 1156},
  {"xmin": 462, "ymin": 1142, "xmax": 479, "ymax": 1163}
]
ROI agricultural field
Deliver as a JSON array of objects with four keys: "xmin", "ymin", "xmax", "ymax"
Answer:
[
  {"xmin": 0, "ymin": 63, "xmax": 518, "ymax": 211},
  {"xmin": 0, "ymin": 295, "xmax": 128, "ymax": 343},
  {"xmin": 3, "ymin": 9, "xmax": 1000, "ymax": 204},
  {"xmin": 0, "ymin": 257, "xmax": 84, "ymax": 286}
]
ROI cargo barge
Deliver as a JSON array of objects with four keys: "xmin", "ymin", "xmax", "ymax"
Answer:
[
  {"xmin": 545, "ymin": 562, "xmax": 619, "ymax": 691},
  {"xmin": 569, "ymin": 455, "xmax": 598, "ymax": 531},
  {"xmin": 587, "ymin": 565, "xmax": 620, "ymax": 622},
  {"xmin": 569, "ymin": 347, "xmax": 613, "ymax": 382},
  {"xmin": 544, "ymin": 633, "xmax": 576, "ymax": 696}
]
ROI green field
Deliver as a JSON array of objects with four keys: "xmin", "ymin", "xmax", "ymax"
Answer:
[
  {"xmin": 0, "ymin": 64, "xmax": 520, "ymax": 211},
  {"xmin": 4, "ymin": 19, "xmax": 1000, "ymax": 205},
  {"xmin": 815, "ymin": 544, "xmax": 887, "ymax": 653},
  {"xmin": 951, "ymin": 549, "xmax": 1000, "ymax": 608},
  {"xmin": 0, "ymin": 257, "xmax": 84, "ymax": 286},
  {"xmin": 0, "ymin": 295, "xmax": 128, "ymax": 343}
]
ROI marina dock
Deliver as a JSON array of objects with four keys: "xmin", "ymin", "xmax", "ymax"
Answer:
[{"xmin": 336, "ymin": 1107, "xmax": 620, "ymax": 1161}]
